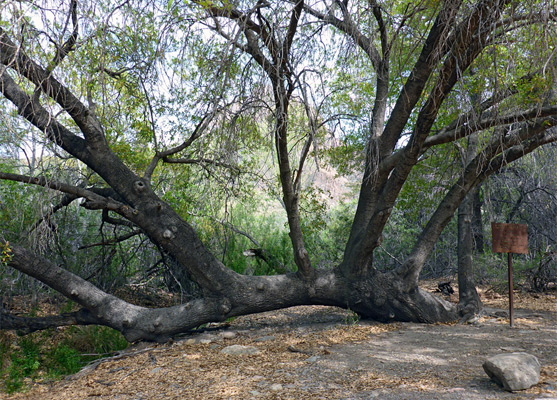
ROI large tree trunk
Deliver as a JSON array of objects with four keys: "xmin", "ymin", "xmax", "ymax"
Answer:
[{"xmin": 2, "ymin": 244, "xmax": 459, "ymax": 342}]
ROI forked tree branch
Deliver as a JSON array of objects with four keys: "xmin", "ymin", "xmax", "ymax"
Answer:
[
  {"xmin": 29, "ymin": 192, "xmax": 79, "ymax": 232},
  {"xmin": 45, "ymin": 0, "xmax": 79, "ymax": 75},
  {"xmin": 143, "ymin": 113, "xmax": 213, "ymax": 181},
  {"xmin": 303, "ymin": 2, "xmax": 382, "ymax": 69}
]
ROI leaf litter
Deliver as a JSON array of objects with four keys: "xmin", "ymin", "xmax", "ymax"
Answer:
[{"xmin": 3, "ymin": 283, "xmax": 556, "ymax": 400}]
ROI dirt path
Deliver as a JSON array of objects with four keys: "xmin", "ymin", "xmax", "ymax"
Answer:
[{"xmin": 5, "ymin": 300, "xmax": 556, "ymax": 400}]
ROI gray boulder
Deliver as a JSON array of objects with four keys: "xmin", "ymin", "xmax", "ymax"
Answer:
[{"xmin": 483, "ymin": 352, "xmax": 540, "ymax": 391}]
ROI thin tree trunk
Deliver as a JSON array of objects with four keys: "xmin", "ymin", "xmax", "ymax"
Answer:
[
  {"xmin": 472, "ymin": 187, "xmax": 485, "ymax": 253},
  {"xmin": 457, "ymin": 134, "xmax": 482, "ymax": 319}
]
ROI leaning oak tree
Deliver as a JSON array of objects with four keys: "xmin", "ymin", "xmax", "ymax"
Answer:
[{"xmin": 1, "ymin": 0, "xmax": 556, "ymax": 341}]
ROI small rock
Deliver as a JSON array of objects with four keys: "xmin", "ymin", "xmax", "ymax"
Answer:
[
  {"xmin": 249, "ymin": 390, "xmax": 260, "ymax": 396},
  {"xmin": 149, "ymin": 367, "xmax": 161, "ymax": 374},
  {"xmin": 184, "ymin": 338, "xmax": 196, "ymax": 345},
  {"xmin": 269, "ymin": 383, "xmax": 283, "ymax": 391},
  {"xmin": 305, "ymin": 356, "xmax": 320, "ymax": 363},
  {"xmin": 466, "ymin": 315, "xmax": 480, "ymax": 324},
  {"xmin": 483, "ymin": 352, "xmax": 540, "ymax": 391},
  {"xmin": 222, "ymin": 331, "xmax": 237, "ymax": 339},
  {"xmin": 254, "ymin": 335, "xmax": 276, "ymax": 342},
  {"xmin": 220, "ymin": 345, "xmax": 260, "ymax": 356}
]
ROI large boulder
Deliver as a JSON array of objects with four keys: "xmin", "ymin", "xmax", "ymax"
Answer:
[{"xmin": 483, "ymin": 352, "xmax": 540, "ymax": 391}]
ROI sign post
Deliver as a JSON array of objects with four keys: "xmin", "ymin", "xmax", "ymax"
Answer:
[{"xmin": 491, "ymin": 223, "xmax": 528, "ymax": 327}]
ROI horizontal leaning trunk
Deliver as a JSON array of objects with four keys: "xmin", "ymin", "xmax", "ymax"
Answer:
[{"xmin": 4, "ymin": 244, "xmax": 458, "ymax": 342}]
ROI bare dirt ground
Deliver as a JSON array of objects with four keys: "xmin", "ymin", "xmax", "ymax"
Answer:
[{"xmin": 3, "ymin": 284, "xmax": 557, "ymax": 400}]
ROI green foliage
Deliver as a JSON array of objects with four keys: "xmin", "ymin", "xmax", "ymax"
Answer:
[
  {"xmin": 219, "ymin": 202, "xmax": 295, "ymax": 275},
  {"xmin": 0, "ymin": 333, "xmax": 9, "ymax": 372},
  {"xmin": 0, "ymin": 326, "xmax": 128, "ymax": 394},
  {"xmin": 1, "ymin": 241, "xmax": 12, "ymax": 266},
  {"xmin": 4, "ymin": 337, "xmax": 40, "ymax": 393},
  {"xmin": 44, "ymin": 345, "xmax": 82, "ymax": 378},
  {"xmin": 62, "ymin": 326, "xmax": 129, "ymax": 358},
  {"xmin": 344, "ymin": 308, "xmax": 360, "ymax": 326}
]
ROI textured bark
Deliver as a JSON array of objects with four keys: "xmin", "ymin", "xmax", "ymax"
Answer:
[{"xmin": 5, "ymin": 245, "xmax": 459, "ymax": 342}]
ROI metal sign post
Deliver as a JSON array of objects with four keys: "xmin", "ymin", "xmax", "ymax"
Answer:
[{"xmin": 491, "ymin": 223, "xmax": 528, "ymax": 327}]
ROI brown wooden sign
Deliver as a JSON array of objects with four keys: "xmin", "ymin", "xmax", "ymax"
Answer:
[{"xmin": 491, "ymin": 223, "xmax": 528, "ymax": 254}]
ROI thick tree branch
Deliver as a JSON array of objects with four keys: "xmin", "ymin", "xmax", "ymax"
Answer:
[
  {"xmin": 425, "ymin": 105, "xmax": 557, "ymax": 147},
  {"xmin": 0, "ymin": 28, "xmax": 105, "ymax": 145},
  {"xmin": 281, "ymin": 0, "xmax": 304, "ymax": 74},
  {"xmin": 370, "ymin": 0, "xmax": 388, "ymax": 57},
  {"xmin": 0, "ymin": 308, "xmax": 100, "ymax": 335},
  {"xmin": 0, "ymin": 70, "xmax": 90, "ymax": 160},
  {"xmin": 377, "ymin": 0, "xmax": 463, "ymax": 159},
  {"xmin": 0, "ymin": 171, "xmax": 136, "ymax": 217},
  {"xmin": 378, "ymin": 75, "xmax": 542, "ymax": 173}
]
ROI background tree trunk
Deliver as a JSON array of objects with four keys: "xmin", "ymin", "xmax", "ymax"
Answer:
[{"xmin": 457, "ymin": 134, "xmax": 483, "ymax": 319}]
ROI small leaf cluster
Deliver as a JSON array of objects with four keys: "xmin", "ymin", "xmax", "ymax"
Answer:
[{"xmin": 1, "ymin": 241, "xmax": 12, "ymax": 266}]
